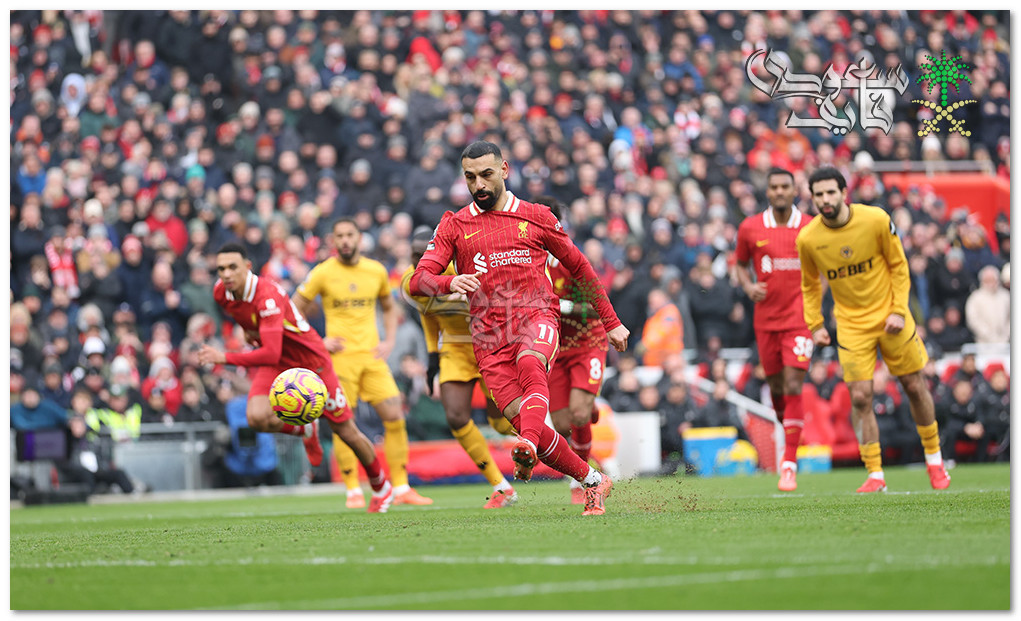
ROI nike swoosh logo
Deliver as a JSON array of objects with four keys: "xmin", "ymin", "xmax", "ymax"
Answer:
[
  {"xmin": 526, "ymin": 405, "xmax": 545, "ymax": 410},
  {"xmin": 756, "ymin": 240, "xmax": 770, "ymax": 247},
  {"xmin": 464, "ymin": 231, "xmax": 481, "ymax": 240},
  {"xmin": 588, "ymin": 378, "xmax": 600, "ymax": 384}
]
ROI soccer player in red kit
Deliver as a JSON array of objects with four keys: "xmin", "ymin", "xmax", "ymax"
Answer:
[
  {"xmin": 541, "ymin": 197, "xmax": 609, "ymax": 505},
  {"xmin": 409, "ymin": 141, "xmax": 630, "ymax": 516},
  {"xmin": 198, "ymin": 243, "xmax": 395, "ymax": 513},
  {"xmin": 735, "ymin": 168, "xmax": 814, "ymax": 492}
]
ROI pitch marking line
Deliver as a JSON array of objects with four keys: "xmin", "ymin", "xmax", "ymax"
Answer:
[{"xmin": 208, "ymin": 557, "xmax": 1006, "ymax": 609}]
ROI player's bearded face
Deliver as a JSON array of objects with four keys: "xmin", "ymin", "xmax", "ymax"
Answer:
[
  {"xmin": 811, "ymin": 181, "xmax": 846, "ymax": 220},
  {"xmin": 473, "ymin": 180, "xmax": 503, "ymax": 211},
  {"xmin": 464, "ymin": 155, "xmax": 506, "ymax": 211}
]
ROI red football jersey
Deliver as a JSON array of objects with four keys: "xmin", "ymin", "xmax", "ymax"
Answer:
[
  {"xmin": 213, "ymin": 271, "xmax": 331, "ymax": 370},
  {"xmin": 548, "ymin": 255, "xmax": 609, "ymax": 352},
  {"xmin": 411, "ymin": 192, "xmax": 621, "ymax": 352},
  {"xmin": 735, "ymin": 207, "xmax": 813, "ymax": 333}
]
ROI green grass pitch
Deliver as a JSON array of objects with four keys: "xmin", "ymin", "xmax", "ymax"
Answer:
[{"xmin": 10, "ymin": 463, "xmax": 1009, "ymax": 610}]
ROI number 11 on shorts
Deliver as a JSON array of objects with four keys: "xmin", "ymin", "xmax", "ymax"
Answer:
[{"xmin": 536, "ymin": 323, "xmax": 556, "ymax": 345}]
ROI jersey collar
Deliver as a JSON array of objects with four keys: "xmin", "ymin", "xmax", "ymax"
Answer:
[
  {"xmin": 225, "ymin": 271, "xmax": 258, "ymax": 302},
  {"xmin": 763, "ymin": 206, "xmax": 802, "ymax": 228},
  {"xmin": 468, "ymin": 191, "xmax": 520, "ymax": 216}
]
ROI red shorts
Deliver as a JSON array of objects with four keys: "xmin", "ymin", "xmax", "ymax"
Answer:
[
  {"xmin": 756, "ymin": 328, "xmax": 814, "ymax": 377},
  {"xmin": 549, "ymin": 346, "xmax": 608, "ymax": 412},
  {"xmin": 249, "ymin": 360, "xmax": 354, "ymax": 424},
  {"xmin": 475, "ymin": 314, "xmax": 561, "ymax": 413}
]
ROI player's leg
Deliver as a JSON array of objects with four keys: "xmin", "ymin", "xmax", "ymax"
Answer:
[
  {"xmin": 759, "ymin": 330, "xmax": 787, "ymax": 421},
  {"xmin": 246, "ymin": 367, "xmax": 323, "ymax": 465},
  {"xmin": 513, "ymin": 316, "xmax": 561, "ymax": 449},
  {"xmin": 566, "ymin": 387, "xmax": 598, "ymax": 505},
  {"xmin": 366, "ymin": 357, "xmax": 432, "ymax": 505},
  {"xmin": 837, "ymin": 330, "xmax": 886, "ymax": 492},
  {"xmin": 776, "ymin": 331, "xmax": 812, "ymax": 491},
  {"xmin": 330, "ymin": 358, "xmax": 365, "ymax": 506},
  {"xmin": 441, "ymin": 378, "xmax": 515, "ymax": 507},
  {"xmin": 883, "ymin": 329, "xmax": 949, "ymax": 489},
  {"xmin": 492, "ymin": 362, "xmax": 612, "ymax": 515},
  {"xmin": 320, "ymin": 369, "xmax": 392, "ymax": 513},
  {"xmin": 548, "ymin": 351, "xmax": 573, "ymax": 437}
]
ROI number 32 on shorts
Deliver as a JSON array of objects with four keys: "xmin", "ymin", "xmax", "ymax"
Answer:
[{"xmin": 793, "ymin": 335, "xmax": 813, "ymax": 360}]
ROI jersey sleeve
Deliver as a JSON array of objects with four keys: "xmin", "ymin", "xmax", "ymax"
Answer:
[
  {"xmin": 376, "ymin": 263, "xmax": 392, "ymax": 299},
  {"xmin": 879, "ymin": 213, "xmax": 911, "ymax": 318},
  {"xmin": 295, "ymin": 263, "xmax": 323, "ymax": 301},
  {"xmin": 409, "ymin": 212, "xmax": 457, "ymax": 296},
  {"xmin": 540, "ymin": 209, "xmax": 622, "ymax": 332},
  {"xmin": 734, "ymin": 220, "xmax": 751, "ymax": 265},
  {"xmin": 420, "ymin": 311, "xmax": 441, "ymax": 353},
  {"xmin": 796, "ymin": 230, "xmax": 825, "ymax": 333},
  {"xmin": 224, "ymin": 289, "xmax": 285, "ymax": 367}
]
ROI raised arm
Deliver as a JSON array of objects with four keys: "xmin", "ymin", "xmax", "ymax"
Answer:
[{"xmin": 409, "ymin": 213, "xmax": 458, "ymax": 297}]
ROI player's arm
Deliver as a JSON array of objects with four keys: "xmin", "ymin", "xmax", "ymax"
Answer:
[
  {"xmin": 542, "ymin": 214, "xmax": 628, "ymax": 350},
  {"xmin": 410, "ymin": 213, "xmax": 470, "ymax": 296},
  {"xmin": 796, "ymin": 232, "xmax": 827, "ymax": 343},
  {"xmin": 542, "ymin": 218, "xmax": 622, "ymax": 331},
  {"xmin": 292, "ymin": 264, "xmax": 322, "ymax": 318},
  {"xmin": 376, "ymin": 287, "xmax": 399, "ymax": 359},
  {"xmin": 733, "ymin": 226, "xmax": 766, "ymax": 303},
  {"xmin": 201, "ymin": 298, "xmax": 285, "ymax": 367},
  {"xmin": 880, "ymin": 215, "xmax": 911, "ymax": 333},
  {"xmin": 419, "ymin": 311, "xmax": 441, "ymax": 396}
]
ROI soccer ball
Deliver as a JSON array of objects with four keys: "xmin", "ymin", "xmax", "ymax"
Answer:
[{"xmin": 269, "ymin": 368, "xmax": 328, "ymax": 426}]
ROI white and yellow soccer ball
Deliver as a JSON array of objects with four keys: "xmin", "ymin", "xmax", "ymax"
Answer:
[{"xmin": 269, "ymin": 368, "xmax": 328, "ymax": 426}]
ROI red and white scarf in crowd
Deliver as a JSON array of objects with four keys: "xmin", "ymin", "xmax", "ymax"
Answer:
[{"xmin": 44, "ymin": 239, "xmax": 80, "ymax": 298}]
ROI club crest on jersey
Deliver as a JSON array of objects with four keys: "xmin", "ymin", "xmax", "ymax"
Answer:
[
  {"xmin": 473, "ymin": 252, "xmax": 489, "ymax": 274},
  {"xmin": 349, "ymin": 283, "xmax": 357, "ymax": 292},
  {"xmin": 840, "ymin": 246, "xmax": 854, "ymax": 259},
  {"xmin": 518, "ymin": 222, "xmax": 529, "ymax": 238}
]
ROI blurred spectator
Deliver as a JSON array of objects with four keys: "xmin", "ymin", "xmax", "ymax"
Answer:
[
  {"xmin": 636, "ymin": 288, "xmax": 683, "ymax": 367},
  {"xmin": 976, "ymin": 366, "xmax": 1009, "ymax": 461},
  {"xmin": 965, "ymin": 265, "xmax": 1010, "ymax": 343},
  {"xmin": 692, "ymin": 379, "xmax": 750, "ymax": 442},
  {"xmin": 141, "ymin": 356, "xmax": 183, "ymax": 416},
  {"xmin": 931, "ymin": 247, "xmax": 975, "ymax": 313},
  {"xmin": 938, "ymin": 379, "xmax": 991, "ymax": 463},
  {"xmin": 929, "ymin": 304, "xmax": 972, "ymax": 354},
  {"xmin": 658, "ymin": 380, "xmax": 698, "ymax": 473},
  {"xmin": 10, "ymin": 386, "xmax": 68, "ymax": 431},
  {"xmin": 39, "ymin": 359, "xmax": 72, "ymax": 409},
  {"xmin": 949, "ymin": 352, "xmax": 989, "ymax": 392}
]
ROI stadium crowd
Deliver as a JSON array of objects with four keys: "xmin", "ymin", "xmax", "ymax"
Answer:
[{"xmin": 10, "ymin": 10, "xmax": 1012, "ymax": 487}]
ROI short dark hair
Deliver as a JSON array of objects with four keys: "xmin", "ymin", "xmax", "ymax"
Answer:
[
  {"xmin": 460, "ymin": 140, "xmax": 503, "ymax": 162},
  {"xmin": 767, "ymin": 167, "xmax": 794, "ymax": 182},
  {"xmin": 332, "ymin": 217, "xmax": 359, "ymax": 232},
  {"xmin": 808, "ymin": 166, "xmax": 847, "ymax": 193},
  {"xmin": 217, "ymin": 242, "xmax": 248, "ymax": 259},
  {"xmin": 532, "ymin": 195, "xmax": 565, "ymax": 221}
]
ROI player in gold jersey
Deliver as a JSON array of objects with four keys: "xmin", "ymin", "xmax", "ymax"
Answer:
[
  {"xmin": 401, "ymin": 227, "xmax": 518, "ymax": 508},
  {"xmin": 293, "ymin": 218, "xmax": 432, "ymax": 508},
  {"xmin": 796, "ymin": 167, "xmax": 950, "ymax": 493}
]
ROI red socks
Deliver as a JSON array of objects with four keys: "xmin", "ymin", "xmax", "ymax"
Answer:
[
  {"xmin": 364, "ymin": 457, "xmax": 386, "ymax": 492},
  {"xmin": 509, "ymin": 415, "xmax": 591, "ymax": 482},
  {"xmin": 770, "ymin": 392, "xmax": 787, "ymax": 423},
  {"xmin": 517, "ymin": 354, "xmax": 551, "ymax": 447},
  {"xmin": 782, "ymin": 392, "xmax": 804, "ymax": 464},
  {"xmin": 536, "ymin": 425, "xmax": 590, "ymax": 481},
  {"xmin": 570, "ymin": 424, "xmax": 593, "ymax": 463}
]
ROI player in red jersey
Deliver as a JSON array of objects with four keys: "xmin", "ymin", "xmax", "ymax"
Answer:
[
  {"xmin": 540, "ymin": 196, "xmax": 609, "ymax": 505},
  {"xmin": 734, "ymin": 168, "xmax": 814, "ymax": 492},
  {"xmin": 198, "ymin": 243, "xmax": 394, "ymax": 513},
  {"xmin": 409, "ymin": 141, "xmax": 629, "ymax": 516}
]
